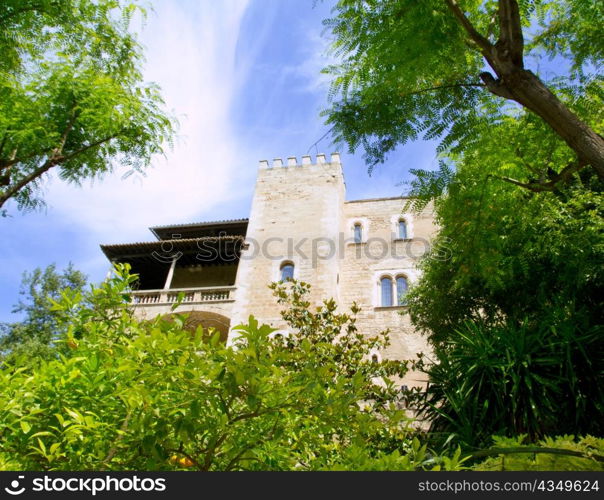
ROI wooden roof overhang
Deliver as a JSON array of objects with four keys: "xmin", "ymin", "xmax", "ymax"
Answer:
[
  {"xmin": 100, "ymin": 235, "xmax": 246, "ymax": 268},
  {"xmin": 149, "ymin": 219, "xmax": 249, "ymax": 240}
]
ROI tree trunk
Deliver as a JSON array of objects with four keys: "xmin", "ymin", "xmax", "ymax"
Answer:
[
  {"xmin": 449, "ymin": 0, "xmax": 604, "ymax": 181},
  {"xmin": 501, "ymin": 69, "xmax": 604, "ymax": 179}
]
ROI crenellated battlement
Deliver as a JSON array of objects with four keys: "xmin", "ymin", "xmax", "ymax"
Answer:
[{"xmin": 258, "ymin": 153, "xmax": 341, "ymax": 169}]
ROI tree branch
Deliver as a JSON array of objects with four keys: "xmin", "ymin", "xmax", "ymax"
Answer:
[
  {"xmin": 60, "ymin": 131, "xmax": 123, "ymax": 163},
  {"xmin": 0, "ymin": 133, "xmax": 7, "ymax": 159},
  {"xmin": 54, "ymin": 103, "xmax": 80, "ymax": 157},
  {"xmin": 224, "ymin": 418, "xmax": 280, "ymax": 471},
  {"xmin": 215, "ymin": 391, "xmax": 232, "ymax": 421},
  {"xmin": 201, "ymin": 432, "xmax": 229, "ymax": 471},
  {"xmin": 101, "ymin": 410, "xmax": 132, "ymax": 467},
  {"xmin": 227, "ymin": 402, "xmax": 296, "ymax": 426},
  {"xmin": 479, "ymin": 72, "xmax": 515, "ymax": 99},
  {"xmin": 490, "ymin": 159, "xmax": 587, "ymax": 192},
  {"xmin": 0, "ymin": 130, "xmax": 123, "ymax": 209},
  {"xmin": 514, "ymin": 148, "xmax": 543, "ymax": 177},
  {"xmin": 0, "ymin": 147, "xmax": 16, "ymax": 186},
  {"xmin": 0, "ymin": 158, "xmax": 55, "ymax": 207},
  {"xmin": 223, "ymin": 444, "xmax": 257, "ymax": 472},
  {"xmin": 444, "ymin": 0, "xmax": 496, "ymax": 67},
  {"xmin": 400, "ymin": 82, "xmax": 486, "ymax": 99},
  {"xmin": 497, "ymin": 0, "xmax": 524, "ymax": 67},
  {"xmin": 306, "ymin": 126, "xmax": 334, "ymax": 155},
  {"xmin": 0, "ymin": 103, "xmax": 79, "ymax": 187}
]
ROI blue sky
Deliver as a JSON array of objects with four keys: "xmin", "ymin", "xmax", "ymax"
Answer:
[{"xmin": 0, "ymin": 0, "xmax": 439, "ymax": 321}]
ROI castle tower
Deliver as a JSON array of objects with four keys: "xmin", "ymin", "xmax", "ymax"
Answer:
[{"xmin": 230, "ymin": 153, "xmax": 345, "ymax": 332}]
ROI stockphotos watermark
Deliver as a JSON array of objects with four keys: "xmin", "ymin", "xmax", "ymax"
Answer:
[
  {"xmin": 1, "ymin": 474, "xmax": 166, "ymax": 496},
  {"xmin": 150, "ymin": 232, "xmax": 453, "ymax": 266}
]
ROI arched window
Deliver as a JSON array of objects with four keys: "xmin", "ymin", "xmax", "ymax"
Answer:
[
  {"xmin": 381, "ymin": 276, "xmax": 393, "ymax": 306},
  {"xmin": 396, "ymin": 275, "xmax": 408, "ymax": 305},
  {"xmin": 398, "ymin": 219, "xmax": 408, "ymax": 239},
  {"xmin": 371, "ymin": 353, "xmax": 379, "ymax": 363},
  {"xmin": 353, "ymin": 223, "xmax": 363, "ymax": 243},
  {"xmin": 280, "ymin": 262, "xmax": 294, "ymax": 281}
]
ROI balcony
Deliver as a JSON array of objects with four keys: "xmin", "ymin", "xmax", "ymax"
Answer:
[{"xmin": 131, "ymin": 286, "xmax": 236, "ymax": 306}]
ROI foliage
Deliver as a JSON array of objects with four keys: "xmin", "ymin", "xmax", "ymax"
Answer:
[
  {"xmin": 398, "ymin": 89, "xmax": 604, "ymax": 447},
  {"xmin": 322, "ymin": 0, "xmax": 604, "ymax": 187},
  {"xmin": 0, "ymin": 266, "xmax": 458, "ymax": 471},
  {"xmin": 325, "ymin": 439, "xmax": 468, "ymax": 471},
  {"xmin": 408, "ymin": 173, "xmax": 603, "ymax": 346},
  {"xmin": 404, "ymin": 142, "xmax": 603, "ymax": 447},
  {"xmin": 0, "ymin": 0, "xmax": 175, "ymax": 213},
  {"xmin": 472, "ymin": 435, "xmax": 604, "ymax": 471},
  {"xmin": 410, "ymin": 320, "xmax": 603, "ymax": 449},
  {"xmin": 270, "ymin": 280, "xmax": 408, "ymax": 408},
  {"xmin": 0, "ymin": 263, "xmax": 87, "ymax": 361}
]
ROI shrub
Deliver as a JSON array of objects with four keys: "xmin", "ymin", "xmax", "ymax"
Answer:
[
  {"xmin": 411, "ymin": 318, "xmax": 603, "ymax": 449},
  {"xmin": 0, "ymin": 266, "xmax": 456, "ymax": 471},
  {"xmin": 473, "ymin": 435, "xmax": 604, "ymax": 471}
]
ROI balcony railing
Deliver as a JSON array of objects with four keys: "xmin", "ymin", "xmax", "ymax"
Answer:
[{"xmin": 130, "ymin": 286, "xmax": 236, "ymax": 306}]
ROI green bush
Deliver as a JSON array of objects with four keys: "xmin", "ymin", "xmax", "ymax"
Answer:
[
  {"xmin": 411, "ymin": 318, "xmax": 603, "ymax": 449},
  {"xmin": 0, "ymin": 266, "xmax": 457, "ymax": 471},
  {"xmin": 473, "ymin": 435, "xmax": 604, "ymax": 471}
]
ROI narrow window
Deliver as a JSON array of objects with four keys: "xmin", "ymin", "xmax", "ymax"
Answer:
[
  {"xmin": 280, "ymin": 262, "xmax": 294, "ymax": 281},
  {"xmin": 396, "ymin": 276, "xmax": 408, "ymax": 305},
  {"xmin": 381, "ymin": 277, "xmax": 393, "ymax": 307},
  {"xmin": 398, "ymin": 219, "xmax": 408, "ymax": 239},
  {"xmin": 354, "ymin": 223, "xmax": 362, "ymax": 243}
]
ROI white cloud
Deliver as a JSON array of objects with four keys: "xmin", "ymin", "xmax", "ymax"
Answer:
[
  {"xmin": 43, "ymin": 0, "xmax": 253, "ymax": 243},
  {"xmin": 283, "ymin": 28, "xmax": 335, "ymax": 94}
]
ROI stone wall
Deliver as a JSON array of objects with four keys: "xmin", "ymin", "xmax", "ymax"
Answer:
[
  {"xmin": 121, "ymin": 153, "xmax": 437, "ymax": 389},
  {"xmin": 340, "ymin": 198, "xmax": 436, "ymax": 387}
]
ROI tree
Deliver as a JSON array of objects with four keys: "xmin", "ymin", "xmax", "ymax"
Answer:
[
  {"xmin": 322, "ymin": 0, "xmax": 603, "ymax": 191},
  {"xmin": 403, "ymin": 124, "xmax": 603, "ymax": 447},
  {"xmin": 406, "ymin": 146, "xmax": 603, "ymax": 346},
  {"xmin": 0, "ymin": 0, "xmax": 175, "ymax": 213},
  {"xmin": 0, "ymin": 263, "xmax": 87, "ymax": 360}
]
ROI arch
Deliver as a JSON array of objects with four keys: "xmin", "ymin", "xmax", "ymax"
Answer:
[
  {"xmin": 280, "ymin": 261, "xmax": 295, "ymax": 281},
  {"xmin": 163, "ymin": 310, "xmax": 231, "ymax": 342},
  {"xmin": 353, "ymin": 222, "xmax": 363, "ymax": 243},
  {"xmin": 380, "ymin": 276, "xmax": 393, "ymax": 307},
  {"xmin": 374, "ymin": 270, "xmax": 414, "ymax": 308},
  {"xmin": 395, "ymin": 275, "xmax": 409, "ymax": 306},
  {"xmin": 398, "ymin": 218, "xmax": 408, "ymax": 239},
  {"xmin": 391, "ymin": 213, "xmax": 413, "ymax": 240}
]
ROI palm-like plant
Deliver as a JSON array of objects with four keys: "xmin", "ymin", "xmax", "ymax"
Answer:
[{"xmin": 413, "ymin": 316, "xmax": 603, "ymax": 449}]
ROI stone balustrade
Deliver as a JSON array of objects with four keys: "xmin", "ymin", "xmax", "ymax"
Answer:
[{"xmin": 131, "ymin": 286, "xmax": 236, "ymax": 306}]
